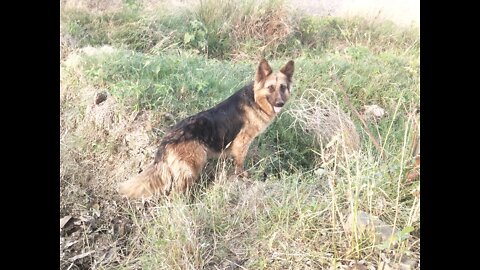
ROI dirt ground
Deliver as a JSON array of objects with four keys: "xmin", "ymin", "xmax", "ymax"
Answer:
[
  {"xmin": 60, "ymin": 1, "xmax": 420, "ymax": 268},
  {"xmin": 295, "ymin": 0, "xmax": 419, "ymax": 26},
  {"xmin": 60, "ymin": 82, "xmax": 160, "ymax": 269}
]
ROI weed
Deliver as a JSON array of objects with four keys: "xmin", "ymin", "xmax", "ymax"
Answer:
[{"xmin": 60, "ymin": 1, "xmax": 420, "ymax": 269}]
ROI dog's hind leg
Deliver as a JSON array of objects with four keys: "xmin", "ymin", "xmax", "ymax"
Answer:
[{"xmin": 166, "ymin": 141, "xmax": 208, "ymax": 193}]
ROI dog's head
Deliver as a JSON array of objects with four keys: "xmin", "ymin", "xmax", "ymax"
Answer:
[{"xmin": 253, "ymin": 59, "xmax": 295, "ymax": 116}]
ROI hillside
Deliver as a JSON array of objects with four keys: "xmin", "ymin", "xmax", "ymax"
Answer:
[{"xmin": 60, "ymin": 0, "xmax": 420, "ymax": 269}]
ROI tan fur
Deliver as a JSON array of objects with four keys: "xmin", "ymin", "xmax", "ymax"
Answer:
[
  {"xmin": 228, "ymin": 103, "xmax": 271, "ymax": 175},
  {"xmin": 119, "ymin": 59, "xmax": 294, "ymax": 199},
  {"xmin": 119, "ymin": 141, "xmax": 207, "ymax": 198},
  {"xmin": 232, "ymin": 62, "xmax": 294, "ymax": 176},
  {"xmin": 254, "ymin": 70, "xmax": 292, "ymax": 118}
]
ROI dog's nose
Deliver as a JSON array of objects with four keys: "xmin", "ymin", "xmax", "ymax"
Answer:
[{"xmin": 275, "ymin": 101, "xmax": 285, "ymax": 107}]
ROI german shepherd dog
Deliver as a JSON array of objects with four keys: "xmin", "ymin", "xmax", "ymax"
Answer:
[{"xmin": 119, "ymin": 59, "xmax": 294, "ymax": 199}]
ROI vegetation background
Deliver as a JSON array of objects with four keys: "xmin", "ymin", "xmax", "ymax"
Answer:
[{"xmin": 60, "ymin": 0, "xmax": 420, "ymax": 269}]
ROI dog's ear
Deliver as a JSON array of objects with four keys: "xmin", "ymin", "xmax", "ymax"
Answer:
[
  {"xmin": 255, "ymin": 59, "xmax": 273, "ymax": 83},
  {"xmin": 280, "ymin": 60, "xmax": 295, "ymax": 81}
]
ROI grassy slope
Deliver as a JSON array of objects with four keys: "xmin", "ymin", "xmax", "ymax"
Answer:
[{"xmin": 60, "ymin": 1, "xmax": 419, "ymax": 269}]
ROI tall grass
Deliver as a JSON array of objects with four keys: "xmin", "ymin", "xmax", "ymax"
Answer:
[
  {"xmin": 61, "ymin": 0, "xmax": 419, "ymax": 59},
  {"xmin": 60, "ymin": 0, "xmax": 420, "ymax": 269}
]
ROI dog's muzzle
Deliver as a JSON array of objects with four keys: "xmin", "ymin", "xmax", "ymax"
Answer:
[{"xmin": 273, "ymin": 101, "xmax": 285, "ymax": 113}]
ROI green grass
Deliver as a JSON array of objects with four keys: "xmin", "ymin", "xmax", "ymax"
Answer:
[
  {"xmin": 60, "ymin": 1, "xmax": 420, "ymax": 269},
  {"xmin": 61, "ymin": 0, "xmax": 418, "ymax": 60}
]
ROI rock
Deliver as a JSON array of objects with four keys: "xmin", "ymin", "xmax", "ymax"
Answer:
[
  {"xmin": 399, "ymin": 256, "xmax": 418, "ymax": 270},
  {"xmin": 344, "ymin": 211, "xmax": 397, "ymax": 245},
  {"xmin": 314, "ymin": 167, "xmax": 325, "ymax": 178},
  {"xmin": 378, "ymin": 257, "xmax": 417, "ymax": 270},
  {"xmin": 346, "ymin": 262, "xmax": 368, "ymax": 270},
  {"xmin": 375, "ymin": 224, "xmax": 395, "ymax": 243},
  {"xmin": 344, "ymin": 211, "xmax": 373, "ymax": 235},
  {"xmin": 363, "ymin": 105, "xmax": 386, "ymax": 120}
]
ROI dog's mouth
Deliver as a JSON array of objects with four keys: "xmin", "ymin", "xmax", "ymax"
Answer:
[{"xmin": 273, "ymin": 106, "xmax": 283, "ymax": 114}]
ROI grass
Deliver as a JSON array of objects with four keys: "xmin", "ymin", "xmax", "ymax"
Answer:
[{"xmin": 60, "ymin": 0, "xmax": 420, "ymax": 269}]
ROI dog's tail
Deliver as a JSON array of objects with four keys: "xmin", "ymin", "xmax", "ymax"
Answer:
[
  {"xmin": 119, "ymin": 141, "xmax": 207, "ymax": 199},
  {"xmin": 118, "ymin": 162, "xmax": 172, "ymax": 199}
]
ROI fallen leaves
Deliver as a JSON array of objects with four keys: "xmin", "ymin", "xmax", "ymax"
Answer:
[
  {"xmin": 69, "ymin": 250, "xmax": 96, "ymax": 262},
  {"xmin": 60, "ymin": 198, "xmax": 135, "ymax": 269},
  {"xmin": 406, "ymin": 155, "xmax": 420, "ymax": 182},
  {"xmin": 60, "ymin": 215, "xmax": 72, "ymax": 229}
]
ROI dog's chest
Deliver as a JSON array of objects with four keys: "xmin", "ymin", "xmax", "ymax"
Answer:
[{"xmin": 236, "ymin": 105, "xmax": 273, "ymax": 142}]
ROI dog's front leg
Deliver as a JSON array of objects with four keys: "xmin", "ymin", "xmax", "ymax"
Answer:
[{"xmin": 230, "ymin": 141, "xmax": 251, "ymax": 178}]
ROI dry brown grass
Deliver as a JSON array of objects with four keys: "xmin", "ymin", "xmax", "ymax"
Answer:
[
  {"xmin": 60, "ymin": 1, "xmax": 419, "ymax": 268},
  {"xmin": 288, "ymin": 88, "xmax": 361, "ymax": 163},
  {"xmin": 61, "ymin": 0, "xmax": 123, "ymax": 13},
  {"xmin": 231, "ymin": 6, "xmax": 295, "ymax": 52},
  {"xmin": 61, "ymin": 87, "xmax": 159, "ymax": 193},
  {"xmin": 60, "ymin": 49, "xmax": 165, "ymax": 268},
  {"xmin": 191, "ymin": 0, "xmax": 299, "ymax": 60}
]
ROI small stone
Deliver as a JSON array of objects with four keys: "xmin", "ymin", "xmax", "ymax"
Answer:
[
  {"xmin": 363, "ymin": 105, "xmax": 386, "ymax": 119},
  {"xmin": 344, "ymin": 211, "xmax": 398, "ymax": 245}
]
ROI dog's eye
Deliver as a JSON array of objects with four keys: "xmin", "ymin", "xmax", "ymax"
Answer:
[
  {"xmin": 268, "ymin": 85, "xmax": 275, "ymax": 92},
  {"xmin": 280, "ymin": 84, "xmax": 286, "ymax": 92}
]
